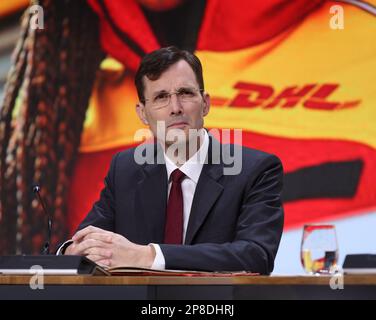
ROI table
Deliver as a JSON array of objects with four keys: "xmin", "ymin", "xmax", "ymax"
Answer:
[{"xmin": 0, "ymin": 274, "xmax": 375, "ymax": 299}]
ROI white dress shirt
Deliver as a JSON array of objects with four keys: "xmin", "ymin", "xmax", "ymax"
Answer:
[{"xmin": 150, "ymin": 129, "xmax": 209, "ymax": 270}]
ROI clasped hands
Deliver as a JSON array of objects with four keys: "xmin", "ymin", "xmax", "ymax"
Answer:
[{"xmin": 64, "ymin": 226, "xmax": 155, "ymax": 268}]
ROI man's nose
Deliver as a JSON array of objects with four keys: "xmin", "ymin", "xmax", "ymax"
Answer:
[{"xmin": 169, "ymin": 93, "xmax": 183, "ymax": 115}]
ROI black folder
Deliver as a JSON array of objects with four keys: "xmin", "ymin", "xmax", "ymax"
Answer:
[
  {"xmin": 342, "ymin": 254, "xmax": 376, "ymax": 274},
  {"xmin": 0, "ymin": 255, "xmax": 109, "ymax": 275}
]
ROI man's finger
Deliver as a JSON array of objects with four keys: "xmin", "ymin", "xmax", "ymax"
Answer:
[
  {"xmin": 86, "ymin": 254, "xmax": 105, "ymax": 262},
  {"xmin": 86, "ymin": 254, "xmax": 111, "ymax": 266},
  {"xmin": 75, "ymin": 238, "xmax": 109, "ymax": 254},
  {"xmin": 96, "ymin": 259, "xmax": 112, "ymax": 268},
  {"xmin": 72, "ymin": 225, "xmax": 107, "ymax": 241},
  {"xmin": 83, "ymin": 246, "xmax": 112, "ymax": 259},
  {"xmin": 82, "ymin": 232, "xmax": 113, "ymax": 244}
]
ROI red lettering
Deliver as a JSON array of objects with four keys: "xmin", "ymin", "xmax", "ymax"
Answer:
[
  {"xmin": 211, "ymin": 97, "xmax": 228, "ymax": 107},
  {"xmin": 229, "ymin": 82, "xmax": 273, "ymax": 108},
  {"xmin": 264, "ymin": 84, "xmax": 317, "ymax": 108},
  {"xmin": 214, "ymin": 82, "xmax": 360, "ymax": 111},
  {"xmin": 304, "ymin": 84, "xmax": 360, "ymax": 110},
  {"xmin": 340, "ymin": 100, "xmax": 361, "ymax": 109},
  {"xmin": 304, "ymin": 84, "xmax": 341, "ymax": 110}
]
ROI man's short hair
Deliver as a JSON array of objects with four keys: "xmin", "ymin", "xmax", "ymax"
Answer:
[{"xmin": 135, "ymin": 46, "xmax": 204, "ymax": 103}]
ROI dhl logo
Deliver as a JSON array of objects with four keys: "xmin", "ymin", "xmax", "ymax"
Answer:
[{"xmin": 211, "ymin": 82, "xmax": 361, "ymax": 110}]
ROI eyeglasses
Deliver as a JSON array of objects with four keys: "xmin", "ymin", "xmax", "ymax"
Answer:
[{"xmin": 144, "ymin": 87, "xmax": 204, "ymax": 110}]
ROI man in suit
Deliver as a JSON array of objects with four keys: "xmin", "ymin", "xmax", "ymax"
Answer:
[{"xmin": 63, "ymin": 46, "xmax": 284, "ymax": 274}]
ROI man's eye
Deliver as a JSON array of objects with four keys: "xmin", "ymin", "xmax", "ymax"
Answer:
[
  {"xmin": 178, "ymin": 89, "xmax": 195, "ymax": 98},
  {"xmin": 154, "ymin": 93, "xmax": 168, "ymax": 101}
]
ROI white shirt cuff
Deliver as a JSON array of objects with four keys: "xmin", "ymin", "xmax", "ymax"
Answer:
[
  {"xmin": 56, "ymin": 240, "xmax": 73, "ymax": 255},
  {"xmin": 150, "ymin": 243, "xmax": 166, "ymax": 270}
]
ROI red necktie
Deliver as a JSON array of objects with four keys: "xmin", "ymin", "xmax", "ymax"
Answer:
[{"xmin": 164, "ymin": 169, "xmax": 185, "ymax": 244}]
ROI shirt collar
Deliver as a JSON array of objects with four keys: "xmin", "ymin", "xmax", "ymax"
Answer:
[{"xmin": 164, "ymin": 129, "xmax": 209, "ymax": 184}]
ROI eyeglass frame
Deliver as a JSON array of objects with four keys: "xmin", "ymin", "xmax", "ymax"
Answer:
[{"xmin": 142, "ymin": 87, "xmax": 205, "ymax": 109}]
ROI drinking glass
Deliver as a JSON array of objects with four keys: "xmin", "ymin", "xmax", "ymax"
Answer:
[{"xmin": 301, "ymin": 224, "xmax": 339, "ymax": 274}]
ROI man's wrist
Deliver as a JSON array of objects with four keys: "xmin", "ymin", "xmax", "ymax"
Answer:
[
  {"xmin": 139, "ymin": 244, "xmax": 155, "ymax": 268},
  {"xmin": 63, "ymin": 242, "xmax": 74, "ymax": 255}
]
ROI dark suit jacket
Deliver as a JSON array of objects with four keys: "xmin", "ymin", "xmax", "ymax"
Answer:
[{"xmin": 77, "ymin": 134, "xmax": 284, "ymax": 274}]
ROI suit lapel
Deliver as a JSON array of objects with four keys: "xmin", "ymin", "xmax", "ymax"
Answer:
[
  {"xmin": 184, "ymin": 135, "xmax": 224, "ymax": 244},
  {"xmin": 135, "ymin": 143, "xmax": 167, "ymax": 243}
]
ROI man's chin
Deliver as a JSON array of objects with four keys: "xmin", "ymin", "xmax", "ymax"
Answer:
[
  {"xmin": 165, "ymin": 126, "xmax": 189, "ymax": 141},
  {"xmin": 164, "ymin": 129, "xmax": 188, "ymax": 147},
  {"xmin": 167, "ymin": 123, "xmax": 189, "ymax": 130},
  {"xmin": 157, "ymin": 126, "xmax": 204, "ymax": 146}
]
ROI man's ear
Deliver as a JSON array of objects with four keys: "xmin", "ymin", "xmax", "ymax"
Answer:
[
  {"xmin": 202, "ymin": 92, "xmax": 210, "ymax": 117},
  {"xmin": 136, "ymin": 102, "xmax": 149, "ymax": 125}
]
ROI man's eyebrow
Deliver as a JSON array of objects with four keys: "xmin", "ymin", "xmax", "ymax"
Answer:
[
  {"xmin": 152, "ymin": 89, "xmax": 168, "ymax": 96},
  {"xmin": 152, "ymin": 86, "xmax": 196, "ymax": 95},
  {"xmin": 178, "ymin": 86, "xmax": 195, "ymax": 90}
]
